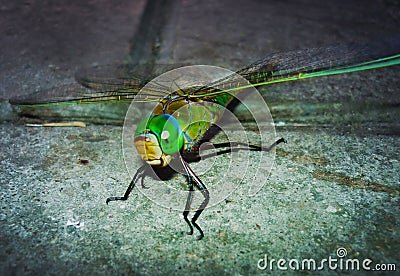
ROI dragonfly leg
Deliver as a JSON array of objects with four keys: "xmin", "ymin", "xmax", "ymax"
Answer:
[
  {"xmin": 106, "ymin": 164, "xmax": 147, "ymax": 204},
  {"xmin": 186, "ymin": 137, "xmax": 287, "ymax": 161},
  {"xmin": 191, "ymin": 182, "xmax": 209, "ymax": 240},
  {"xmin": 179, "ymin": 155, "xmax": 209, "ymax": 240},
  {"xmin": 230, "ymin": 137, "xmax": 287, "ymax": 151},
  {"xmin": 140, "ymin": 172, "xmax": 150, "ymax": 189},
  {"xmin": 261, "ymin": 137, "xmax": 287, "ymax": 151},
  {"xmin": 183, "ymin": 178, "xmax": 194, "ymax": 235}
]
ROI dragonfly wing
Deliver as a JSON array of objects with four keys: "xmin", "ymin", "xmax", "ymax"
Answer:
[
  {"xmin": 238, "ymin": 36, "xmax": 400, "ymax": 84},
  {"xmin": 9, "ymin": 37, "xmax": 400, "ymax": 106},
  {"xmin": 186, "ymin": 36, "xmax": 400, "ymax": 100},
  {"xmin": 9, "ymin": 83, "xmax": 93, "ymax": 105},
  {"xmin": 75, "ymin": 63, "xmax": 154, "ymax": 90},
  {"xmin": 75, "ymin": 63, "xmax": 191, "ymax": 89},
  {"xmin": 10, "ymin": 63, "xmax": 192, "ymax": 106},
  {"xmin": 9, "ymin": 80, "xmax": 172, "ymax": 106}
]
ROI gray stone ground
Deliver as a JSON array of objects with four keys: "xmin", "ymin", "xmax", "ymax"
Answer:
[{"xmin": 1, "ymin": 0, "xmax": 400, "ymax": 275}]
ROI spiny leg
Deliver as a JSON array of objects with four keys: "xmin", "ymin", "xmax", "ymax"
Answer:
[
  {"xmin": 180, "ymin": 154, "xmax": 195, "ymax": 235},
  {"xmin": 191, "ymin": 137, "xmax": 287, "ymax": 160},
  {"xmin": 106, "ymin": 164, "xmax": 147, "ymax": 204},
  {"xmin": 182, "ymin": 177, "xmax": 194, "ymax": 235},
  {"xmin": 191, "ymin": 183, "xmax": 209, "ymax": 240},
  {"xmin": 216, "ymin": 137, "xmax": 287, "ymax": 152},
  {"xmin": 179, "ymin": 155, "xmax": 209, "ymax": 240},
  {"xmin": 258, "ymin": 137, "xmax": 287, "ymax": 151}
]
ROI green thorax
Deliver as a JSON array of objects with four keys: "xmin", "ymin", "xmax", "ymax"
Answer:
[{"xmin": 150, "ymin": 92, "xmax": 236, "ymax": 150}]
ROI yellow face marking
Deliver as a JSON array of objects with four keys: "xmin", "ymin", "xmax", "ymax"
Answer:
[{"xmin": 134, "ymin": 133, "xmax": 172, "ymax": 167}]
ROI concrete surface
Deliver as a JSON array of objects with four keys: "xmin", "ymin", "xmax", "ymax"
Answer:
[
  {"xmin": 1, "ymin": 0, "xmax": 400, "ymax": 275},
  {"xmin": 0, "ymin": 0, "xmax": 148, "ymax": 99}
]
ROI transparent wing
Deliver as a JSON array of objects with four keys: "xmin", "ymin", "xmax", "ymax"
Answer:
[
  {"xmin": 10, "ymin": 36, "xmax": 400, "ymax": 106},
  {"xmin": 190, "ymin": 36, "xmax": 400, "ymax": 100},
  {"xmin": 10, "ymin": 63, "xmax": 189, "ymax": 105}
]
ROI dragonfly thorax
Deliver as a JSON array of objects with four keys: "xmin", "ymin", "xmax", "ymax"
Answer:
[{"xmin": 134, "ymin": 114, "xmax": 184, "ymax": 167}]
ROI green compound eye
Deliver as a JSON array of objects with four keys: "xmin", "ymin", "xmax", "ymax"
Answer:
[
  {"xmin": 135, "ymin": 116, "xmax": 151, "ymax": 136},
  {"xmin": 136, "ymin": 114, "xmax": 184, "ymax": 155}
]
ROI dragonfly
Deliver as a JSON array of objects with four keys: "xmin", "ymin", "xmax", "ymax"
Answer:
[{"xmin": 11, "ymin": 36, "xmax": 400, "ymax": 239}]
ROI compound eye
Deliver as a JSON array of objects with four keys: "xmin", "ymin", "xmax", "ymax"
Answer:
[{"xmin": 146, "ymin": 114, "xmax": 184, "ymax": 155}]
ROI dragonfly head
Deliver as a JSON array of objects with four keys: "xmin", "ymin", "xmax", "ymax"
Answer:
[{"xmin": 134, "ymin": 114, "xmax": 184, "ymax": 167}]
